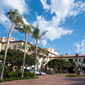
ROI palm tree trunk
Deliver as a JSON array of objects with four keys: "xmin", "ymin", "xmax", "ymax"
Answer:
[
  {"xmin": 0, "ymin": 22, "xmax": 14, "ymax": 79},
  {"xmin": 22, "ymin": 33, "xmax": 27, "ymax": 78},
  {"xmin": 34, "ymin": 39, "xmax": 38, "ymax": 76},
  {"xmin": 42, "ymin": 55, "xmax": 44, "ymax": 71},
  {"xmin": 46, "ymin": 56, "xmax": 49, "ymax": 72}
]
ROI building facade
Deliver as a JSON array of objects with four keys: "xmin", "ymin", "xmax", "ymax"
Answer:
[
  {"xmin": 53, "ymin": 53, "xmax": 85, "ymax": 67},
  {"xmin": 52, "ymin": 53, "xmax": 85, "ymax": 73},
  {"xmin": 1, "ymin": 37, "xmax": 85, "ymax": 71},
  {"xmin": 0, "ymin": 37, "xmax": 58, "ymax": 70}
]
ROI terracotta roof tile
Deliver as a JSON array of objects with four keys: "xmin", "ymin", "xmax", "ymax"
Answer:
[{"xmin": 52, "ymin": 55, "xmax": 85, "ymax": 58}]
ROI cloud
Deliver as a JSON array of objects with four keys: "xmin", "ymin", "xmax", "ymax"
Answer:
[
  {"xmin": 0, "ymin": 0, "xmax": 29, "ymax": 15},
  {"xmin": 75, "ymin": 39, "xmax": 85, "ymax": 54},
  {"xmin": 32, "ymin": 15, "xmax": 73, "ymax": 41},
  {"xmin": 41, "ymin": 39, "xmax": 47, "ymax": 46},
  {"xmin": 22, "ymin": 18, "xmax": 30, "ymax": 25},
  {"xmin": 40, "ymin": 0, "xmax": 85, "ymax": 25},
  {"xmin": 41, "ymin": 0, "xmax": 85, "ymax": 17},
  {"xmin": 40, "ymin": 0, "xmax": 50, "ymax": 10},
  {"xmin": 0, "ymin": 0, "xmax": 29, "ymax": 31},
  {"xmin": 75, "ymin": 44, "xmax": 80, "ymax": 53},
  {"xmin": 32, "ymin": 0, "xmax": 85, "ymax": 42}
]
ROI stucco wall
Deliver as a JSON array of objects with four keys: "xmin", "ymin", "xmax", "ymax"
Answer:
[
  {"xmin": 51, "ymin": 57, "xmax": 85, "ymax": 67},
  {"xmin": 1, "ymin": 42, "xmax": 24, "ymax": 50}
]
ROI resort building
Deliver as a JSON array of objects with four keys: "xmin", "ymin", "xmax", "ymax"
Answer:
[
  {"xmin": 1, "ymin": 37, "xmax": 85, "ymax": 72},
  {"xmin": 0, "ymin": 37, "xmax": 58, "ymax": 70},
  {"xmin": 53, "ymin": 53, "xmax": 85, "ymax": 72},
  {"xmin": 53, "ymin": 53, "xmax": 85, "ymax": 67}
]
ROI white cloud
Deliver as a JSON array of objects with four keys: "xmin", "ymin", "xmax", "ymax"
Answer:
[
  {"xmin": 76, "ymin": 44, "xmax": 80, "ymax": 53},
  {"xmin": 0, "ymin": 0, "xmax": 29, "ymax": 15},
  {"xmin": 22, "ymin": 18, "xmax": 30, "ymax": 25},
  {"xmin": 32, "ymin": 0, "xmax": 85, "ymax": 42},
  {"xmin": 41, "ymin": 0, "xmax": 85, "ymax": 18},
  {"xmin": 33, "ymin": 15, "xmax": 73, "ymax": 41},
  {"xmin": 75, "ymin": 39, "xmax": 85, "ymax": 54},
  {"xmin": 0, "ymin": 0, "xmax": 29, "ymax": 31},
  {"xmin": 40, "ymin": 0, "xmax": 50, "ymax": 10},
  {"xmin": 41, "ymin": 39, "xmax": 47, "ymax": 46}
]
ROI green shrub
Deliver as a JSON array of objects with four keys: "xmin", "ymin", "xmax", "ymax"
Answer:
[
  {"xmin": 0, "ymin": 76, "xmax": 38, "ymax": 82},
  {"xmin": 4, "ymin": 72, "xmax": 34, "ymax": 78},
  {"xmin": 24, "ymin": 72, "xmax": 34, "ymax": 77},
  {"xmin": 4, "ymin": 72, "xmax": 18, "ymax": 78},
  {"xmin": 66, "ymin": 74, "xmax": 85, "ymax": 77},
  {"xmin": 18, "ymin": 72, "xmax": 22, "ymax": 77},
  {"xmin": 0, "ymin": 79, "xmax": 4, "ymax": 82}
]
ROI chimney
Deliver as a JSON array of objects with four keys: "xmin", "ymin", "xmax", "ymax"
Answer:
[
  {"xmin": 28, "ymin": 42, "xmax": 33, "ymax": 45},
  {"xmin": 66, "ymin": 53, "xmax": 69, "ymax": 55},
  {"xmin": 1, "ymin": 37, "xmax": 15, "ymax": 42}
]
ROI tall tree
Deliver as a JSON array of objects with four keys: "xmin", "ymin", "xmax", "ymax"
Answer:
[
  {"xmin": 75, "ymin": 53, "xmax": 79, "ymax": 69},
  {"xmin": 31, "ymin": 23, "xmax": 48, "ymax": 76},
  {"xmin": 15, "ymin": 24, "xmax": 31, "ymax": 77},
  {"xmin": 41, "ymin": 49, "xmax": 47, "ymax": 71},
  {"xmin": 48, "ymin": 59, "xmax": 72, "ymax": 73},
  {"xmin": 45, "ymin": 51, "xmax": 49, "ymax": 72},
  {"xmin": 29, "ymin": 45, "xmax": 41, "ymax": 70},
  {"xmin": 0, "ymin": 9, "xmax": 23, "ymax": 79},
  {"xmin": 0, "ymin": 49, "xmax": 35, "ymax": 72},
  {"xmin": 75, "ymin": 53, "xmax": 79, "ymax": 74}
]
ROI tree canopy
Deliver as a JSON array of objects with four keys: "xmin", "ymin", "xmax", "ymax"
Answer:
[
  {"xmin": 48, "ymin": 59, "xmax": 72, "ymax": 73},
  {"xmin": 0, "ymin": 49, "xmax": 35, "ymax": 72}
]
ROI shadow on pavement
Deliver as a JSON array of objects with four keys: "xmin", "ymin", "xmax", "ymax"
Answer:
[{"xmin": 65, "ymin": 77, "xmax": 85, "ymax": 85}]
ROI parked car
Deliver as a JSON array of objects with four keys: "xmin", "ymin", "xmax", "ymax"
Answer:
[
  {"xmin": 46, "ymin": 71, "xmax": 55, "ymax": 75},
  {"xmin": 30, "ymin": 70, "xmax": 40, "ymax": 75},
  {"xmin": 24, "ymin": 69, "xmax": 40, "ymax": 75},
  {"xmin": 38, "ymin": 71, "xmax": 46, "ymax": 76}
]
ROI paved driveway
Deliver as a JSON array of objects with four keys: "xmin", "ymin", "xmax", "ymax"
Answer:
[{"xmin": 0, "ymin": 74, "xmax": 85, "ymax": 85}]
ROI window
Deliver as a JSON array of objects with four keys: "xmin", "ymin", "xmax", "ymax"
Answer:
[
  {"xmin": 83, "ymin": 58, "xmax": 85, "ymax": 63},
  {"xmin": 79, "ymin": 59, "xmax": 81, "ymax": 62},
  {"xmin": 68, "ymin": 59, "xmax": 73, "ymax": 63},
  {"xmin": 75, "ymin": 59, "xmax": 77, "ymax": 62},
  {"xmin": 13, "ymin": 45, "xmax": 16, "ymax": 50}
]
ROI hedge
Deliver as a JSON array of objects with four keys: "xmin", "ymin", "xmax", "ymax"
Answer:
[{"xmin": 0, "ymin": 76, "xmax": 38, "ymax": 82}]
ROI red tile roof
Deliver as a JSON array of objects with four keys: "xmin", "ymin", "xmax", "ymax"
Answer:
[{"xmin": 52, "ymin": 55, "xmax": 85, "ymax": 58}]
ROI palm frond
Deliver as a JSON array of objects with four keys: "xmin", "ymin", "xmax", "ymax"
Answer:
[
  {"xmin": 7, "ymin": 9, "xmax": 24, "ymax": 25},
  {"xmin": 40, "ymin": 30, "xmax": 48, "ymax": 37},
  {"xmin": 14, "ymin": 27, "xmax": 24, "ymax": 33},
  {"xmin": 31, "ymin": 25, "xmax": 35, "ymax": 30}
]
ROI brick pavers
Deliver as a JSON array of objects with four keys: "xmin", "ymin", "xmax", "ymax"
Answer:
[{"xmin": 0, "ymin": 74, "xmax": 85, "ymax": 85}]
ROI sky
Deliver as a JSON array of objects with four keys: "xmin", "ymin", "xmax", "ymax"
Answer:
[{"xmin": 1, "ymin": 0, "xmax": 85, "ymax": 55}]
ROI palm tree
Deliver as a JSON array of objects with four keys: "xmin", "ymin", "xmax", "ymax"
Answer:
[
  {"xmin": 75, "ymin": 53, "xmax": 79, "ymax": 75},
  {"xmin": 45, "ymin": 51, "xmax": 49, "ymax": 72},
  {"xmin": 29, "ymin": 45, "xmax": 41, "ymax": 70},
  {"xmin": 31, "ymin": 23, "xmax": 48, "ymax": 76},
  {"xmin": 0, "ymin": 9, "xmax": 23, "ymax": 79},
  {"xmin": 75, "ymin": 53, "xmax": 79, "ymax": 69},
  {"xmin": 41, "ymin": 49, "xmax": 47, "ymax": 71},
  {"xmin": 15, "ymin": 24, "xmax": 31, "ymax": 77}
]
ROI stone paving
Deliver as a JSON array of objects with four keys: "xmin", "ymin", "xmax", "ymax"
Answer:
[{"xmin": 0, "ymin": 74, "xmax": 85, "ymax": 85}]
